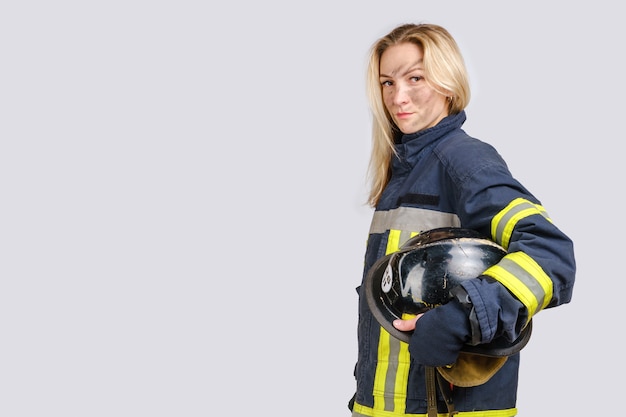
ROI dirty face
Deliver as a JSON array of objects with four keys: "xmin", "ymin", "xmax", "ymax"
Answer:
[{"xmin": 379, "ymin": 42, "xmax": 449, "ymax": 134}]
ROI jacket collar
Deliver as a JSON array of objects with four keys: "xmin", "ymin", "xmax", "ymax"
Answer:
[{"xmin": 394, "ymin": 111, "xmax": 467, "ymax": 162}]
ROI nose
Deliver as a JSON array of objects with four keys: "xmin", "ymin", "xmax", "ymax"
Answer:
[{"xmin": 391, "ymin": 84, "xmax": 409, "ymax": 106}]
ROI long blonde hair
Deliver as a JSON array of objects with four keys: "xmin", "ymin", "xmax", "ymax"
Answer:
[{"xmin": 365, "ymin": 23, "xmax": 471, "ymax": 207}]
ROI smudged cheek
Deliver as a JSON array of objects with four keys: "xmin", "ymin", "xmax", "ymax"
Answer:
[
  {"xmin": 407, "ymin": 90, "xmax": 422, "ymax": 104},
  {"xmin": 409, "ymin": 89, "xmax": 437, "ymax": 106}
]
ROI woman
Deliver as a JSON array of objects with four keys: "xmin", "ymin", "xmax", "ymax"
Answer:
[{"xmin": 350, "ymin": 23, "xmax": 576, "ymax": 416}]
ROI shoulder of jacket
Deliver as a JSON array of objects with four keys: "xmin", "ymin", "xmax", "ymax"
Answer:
[
  {"xmin": 435, "ymin": 132, "xmax": 500, "ymax": 160},
  {"xmin": 434, "ymin": 132, "xmax": 507, "ymax": 180}
]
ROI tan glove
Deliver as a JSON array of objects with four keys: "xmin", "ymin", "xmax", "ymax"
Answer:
[{"xmin": 436, "ymin": 351, "xmax": 507, "ymax": 387}]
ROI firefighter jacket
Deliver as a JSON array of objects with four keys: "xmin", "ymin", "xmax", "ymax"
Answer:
[{"xmin": 351, "ymin": 110, "xmax": 576, "ymax": 416}]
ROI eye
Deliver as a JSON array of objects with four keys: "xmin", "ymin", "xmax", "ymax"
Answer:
[
  {"xmin": 410, "ymin": 76, "xmax": 422, "ymax": 82},
  {"xmin": 381, "ymin": 80, "xmax": 393, "ymax": 87}
]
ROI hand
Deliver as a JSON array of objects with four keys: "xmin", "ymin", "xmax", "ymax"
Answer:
[
  {"xmin": 392, "ymin": 313, "xmax": 424, "ymax": 332},
  {"xmin": 405, "ymin": 301, "xmax": 471, "ymax": 367}
]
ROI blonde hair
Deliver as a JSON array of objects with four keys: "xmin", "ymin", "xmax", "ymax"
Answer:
[{"xmin": 365, "ymin": 23, "xmax": 471, "ymax": 207}]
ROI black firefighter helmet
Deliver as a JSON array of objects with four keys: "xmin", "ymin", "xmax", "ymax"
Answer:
[{"xmin": 364, "ymin": 227, "xmax": 532, "ymax": 358}]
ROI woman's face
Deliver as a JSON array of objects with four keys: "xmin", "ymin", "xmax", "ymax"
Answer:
[{"xmin": 379, "ymin": 42, "xmax": 449, "ymax": 135}]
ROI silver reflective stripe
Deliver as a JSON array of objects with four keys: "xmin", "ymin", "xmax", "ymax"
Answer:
[
  {"xmin": 498, "ymin": 256, "xmax": 547, "ymax": 316},
  {"xmin": 384, "ymin": 337, "xmax": 402, "ymax": 412},
  {"xmin": 492, "ymin": 198, "xmax": 550, "ymax": 249},
  {"xmin": 369, "ymin": 207, "xmax": 460, "ymax": 235},
  {"xmin": 484, "ymin": 251, "xmax": 553, "ymax": 318}
]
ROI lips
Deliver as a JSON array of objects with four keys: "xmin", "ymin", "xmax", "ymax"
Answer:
[{"xmin": 396, "ymin": 112, "xmax": 412, "ymax": 119}]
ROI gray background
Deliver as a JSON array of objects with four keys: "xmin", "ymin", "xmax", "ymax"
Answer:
[{"xmin": 1, "ymin": 1, "xmax": 621, "ymax": 416}]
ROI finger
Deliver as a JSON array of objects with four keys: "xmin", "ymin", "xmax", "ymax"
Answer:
[{"xmin": 392, "ymin": 314, "xmax": 421, "ymax": 331}]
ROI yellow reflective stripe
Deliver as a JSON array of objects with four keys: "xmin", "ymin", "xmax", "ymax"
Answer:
[
  {"xmin": 395, "ymin": 314, "xmax": 414, "ymax": 410},
  {"xmin": 536, "ymin": 204, "xmax": 551, "ymax": 220},
  {"xmin": 352, "ymin": 402, "xmax": 517, "ymax": 416},
  {"xmin": 394, "ymin": 339, "xmax": 410, "ymax": 411},
  {"xmin": 373, "ymin": 330, "xmax": 391, "ymax": 411},
  {"xmin": 386, "ymin": 230, "xmax": 402, "ymax": 255},
  {"xmin": 491, "ymin": 198, "xmax": 551, "ymax": 249},
  {"xmin": 509, "ymin": 252, "xmax": 553, "ymax": 311},
  {"xmin": 483, "ymin": 252, "xmax": 553, "ymax": 320},
  {"xmin": 388, "ymin": 229, "xmax": 421, "ymax": 254}
]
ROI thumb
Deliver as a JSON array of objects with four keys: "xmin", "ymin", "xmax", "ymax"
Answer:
[{"xmin": 392, "ymin": 314, "xmax": 422, "ymax": 331}]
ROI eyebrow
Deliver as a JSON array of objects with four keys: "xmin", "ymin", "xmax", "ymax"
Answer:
[{"xmin": 380, "ymin": 59, "xmax": 423, "ymax": 79}]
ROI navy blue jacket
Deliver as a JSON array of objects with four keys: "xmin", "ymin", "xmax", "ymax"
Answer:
[{"xmin": 352, "ymin": 111, "xmax": 576, "ymax": 416}]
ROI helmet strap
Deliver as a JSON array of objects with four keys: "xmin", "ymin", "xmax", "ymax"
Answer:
[{"xmin": 425, "ymin": 366, "xmax": 457, "ymax": 416}]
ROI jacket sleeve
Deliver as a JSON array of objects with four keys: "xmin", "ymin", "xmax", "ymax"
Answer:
[{"xmin": 440, "ymin": 137, "xmax": 576, "ymax": 345}]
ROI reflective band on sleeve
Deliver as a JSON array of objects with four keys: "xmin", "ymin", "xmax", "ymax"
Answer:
[
  {"xmin": 491, "ymin": 198, "xmax": 551, "ymax": 249},
  {"xmin": 483, "ymin": 252, "xmax": 553, "ymax": 320}
]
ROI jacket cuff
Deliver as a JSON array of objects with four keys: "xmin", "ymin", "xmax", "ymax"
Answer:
[{"xmin": 450, "ymin": 285, "xmax": 481, "ymax": 346}]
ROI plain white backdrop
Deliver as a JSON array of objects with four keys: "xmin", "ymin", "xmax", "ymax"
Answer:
[{"xmin": 1, "ymin": 1, "xmax": 622, "ymax": 416}]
